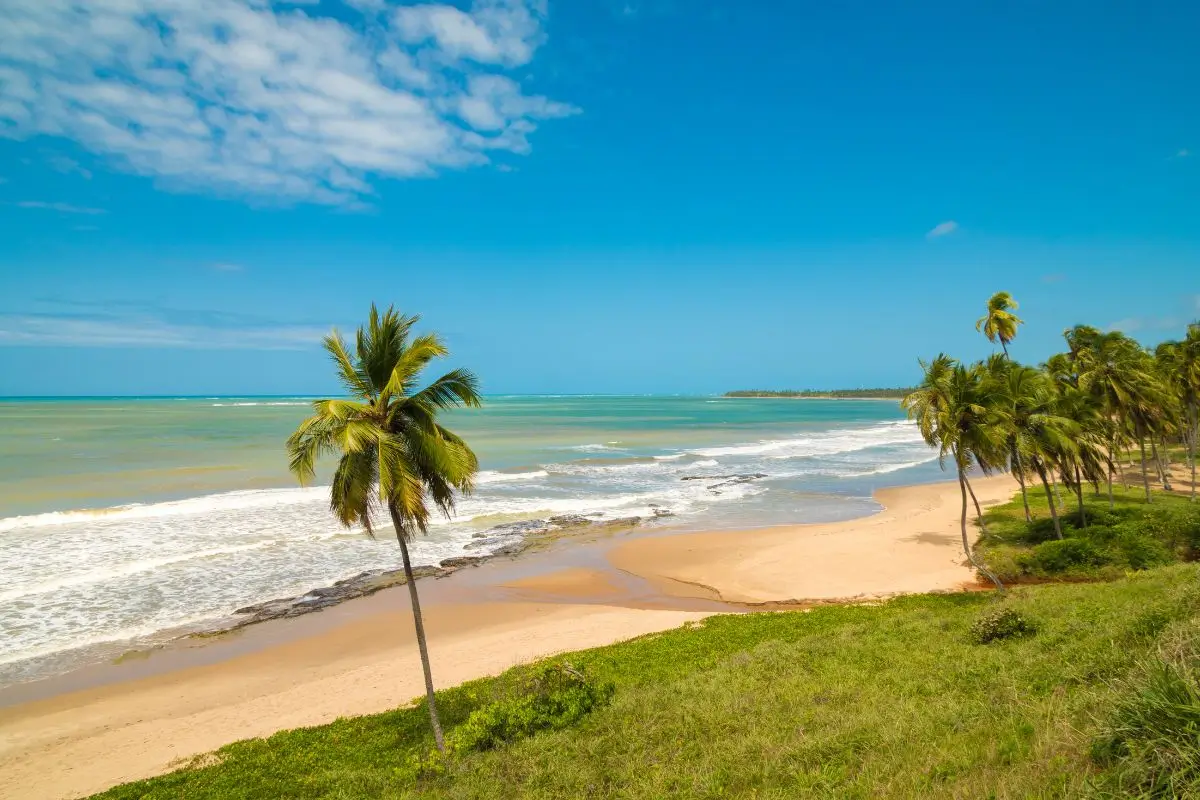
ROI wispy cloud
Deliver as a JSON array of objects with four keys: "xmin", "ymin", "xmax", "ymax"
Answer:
[
  {"xmin": 46, "ymin": 155, "xmax": 92, "ymax": 179},
  {"xmin": 210, "ymin": 262, "xmax": 244, "ymax": 273},
  {"xmin": 0, "ymin": 303, "xmax": 330, "ymax": 350},
  {"xmin": 1175, "ymin": 148, "xmax": 1191, "ymax": 159},
  {"xmin": 1041, "ymin": 273, "xmax": 1067, "ymax": 284},
  {"xmin": 926, "ymin": 220, "xmax": 958, "ymax": 239},
  {"xmin": 72, "ymin": 224, "xmax": 100, "ymax": 232},
  {"xmin": 14, "ymin": 201, "xmax": 106, "ymax": 215},
  {"xmin": 0, "ymin": 0, "xmax": 577, "ymax": 206},
  {"xmin": 1106, "ymin": 316, "xmax": 1181, "ymax": 334}
]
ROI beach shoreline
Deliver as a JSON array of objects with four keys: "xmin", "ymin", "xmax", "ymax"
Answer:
[{"xmin": 0, "ymin": 475, "xmax": 1015, "ymax": 800}]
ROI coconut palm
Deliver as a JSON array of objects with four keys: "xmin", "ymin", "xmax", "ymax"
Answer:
[
  {"xmin": 1156, "ymin": 332, "xmax": 1200, "ymax": 500},
  {"xmin": 904, "ymin": 357, "xmax": 1006, "ymax": 589},
  {"xmin": 1076, "ymin": 332, "xmax": 1162, "ymax": 503},
  {"xmin": 993, "ymin": 361, "xmax": 1049, "ymax": 522},
  {"xmin": 976, "ymin": 291, "xmax": 1025, "ymax": 358},
  {"xmin": 286, "ymin": 305, "xmax": 481, "ymax": 752}
]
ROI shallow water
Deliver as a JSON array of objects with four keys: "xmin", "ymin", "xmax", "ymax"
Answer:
[{"xmin": 0, "ymin": 395, "xmax": 942, "ymax": 685}]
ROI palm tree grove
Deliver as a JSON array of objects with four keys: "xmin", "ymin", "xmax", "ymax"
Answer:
[{"xmin": 906, "ymin": 292, "xmax": 1200, "ymax": 593}]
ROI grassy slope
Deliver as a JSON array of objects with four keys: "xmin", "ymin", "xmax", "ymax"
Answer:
[{"xmin": 97, "ymin": 565, "xmax": 1200, "ymax": 800}]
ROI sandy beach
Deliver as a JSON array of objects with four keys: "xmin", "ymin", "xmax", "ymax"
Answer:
[{"xmin": 0, "ymin": 476, "xmax": 1016, "ymax": 800}]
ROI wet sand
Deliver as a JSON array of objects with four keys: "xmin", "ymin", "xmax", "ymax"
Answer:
[{"xmin": 0, "ymin": 476, "xmax": 1013, "ymax": 800}]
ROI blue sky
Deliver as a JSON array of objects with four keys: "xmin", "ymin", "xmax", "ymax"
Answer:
[{"xmin": 0, "ymin": 0, "xmax": 1197, "ymax": 396}]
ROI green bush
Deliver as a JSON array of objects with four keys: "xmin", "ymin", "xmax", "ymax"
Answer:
[
  {"xmin": 449, "ymin": 662, "xmax": 614, "ymax": 753},
  {"xmin": 1113, "ymin": 531, "xmax": 1174, "ymax": 570},
  {"xmin": 1027, "ymin": 538, "xmax": 1106, "ymax": 573},
  {"xmin": 970, "ymin": 607, "xmax": 1038, "ymax": 644}
]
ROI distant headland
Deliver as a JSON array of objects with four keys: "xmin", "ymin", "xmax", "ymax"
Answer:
[{"xmin": 723, "ymin": 389, "xmax": 912, "ymax": 399}]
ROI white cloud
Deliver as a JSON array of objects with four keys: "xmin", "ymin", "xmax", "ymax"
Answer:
[
  {"xmin": 1177, "ymin": 148, "xmax": 1191, "ymax": 158},
  {"xmin": 210, "ymin": 262, "xmax": 244, "ymax": 272},
  {"xmin": 926, "ymin": 220, "xmax": 958, "ymax": 239},
  {"xmin": 14, "ymin": 201, "xmax": 106, "ymax": 215},
  {"xmin": 394, "ymin": 0, "xmax": 546, "ymax": 66},
  {"xmin": 0, "ymin": 307, "xmax": 328, "ymax": 349},
  {"xmin": 0, "ymin": 0, "xmax": 576, "ymax": 206}
]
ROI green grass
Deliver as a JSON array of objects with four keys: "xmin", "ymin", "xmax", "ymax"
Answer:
[
  {"xmin": 96, "ymin": 565, "xmax": 1200, "ymax": 799},
  {"xmin": 977, "ymin": 484, "xmax": 1200, "ymax": 583}
]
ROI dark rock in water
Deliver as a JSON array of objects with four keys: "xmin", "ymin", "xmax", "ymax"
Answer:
[
  {"xmin": 233, "ymin": 597, "xmax": 297, "ymax": 616},
  {"xmin": 548, "ymin": 514, "xmax": 598, "ymax": 528},
  {"xmin": 471, "ymin": 519, "xmax": 550, "ymax": 539},
  {"xmin": 652, "ymin": 508, "xmax": 675, "ymax": 518},
  {"xmin": 707, "ymin": 474, "xmax": 768, "ymax": 491},
  {"xmin": 681, "ymin": 472, "xmax": 767, "ymax": 483},
  {"xmin": 440, "ymin": 555, "xmax": 487, "ymax": 569},
  {"xmin": 595, "ymin": 516, "xmax": 642, "ymax": 529}
]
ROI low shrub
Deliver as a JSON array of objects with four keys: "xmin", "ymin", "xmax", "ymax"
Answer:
[
  {"xmin": 1112, "ymin": 530, "xmax": 1174, "ymax": 571},
  {"xmin": 970, "ymin": 607, "xmax": 1038, "ymax": 644},
  {"xmin": 1026, "ymin": 538, "xmax": 1105, "ymax": 573},
  {"xmin": 448, "ymin": 661, "xmax": 614, "ymax": 753}
]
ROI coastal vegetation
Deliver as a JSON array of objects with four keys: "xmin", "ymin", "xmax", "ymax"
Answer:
[
  {"xmin": 94, "ymin": 565, "xmax": 1200, "ymax": 798},
  {"xmin": 905, "ymin": 292, "xmax": 1200, "ymax": 590},
  {"xmin": 724, "ymin": 388, "xmax": 913, "ymax": 399},
  {"xmin": 286, "ymin": 305, "xmax": 482, "ymax": 751}
]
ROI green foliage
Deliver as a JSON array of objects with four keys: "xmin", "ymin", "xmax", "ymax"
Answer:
[
  {"xmin": 978, "ymin": 486, "xmax": 1200, "ymax": 582},
  {"xmin": 1026, "ymin": 538, "xmax": 1105, "ymax": 573},
  {"xmin": 970, "ymin": 606, "xmax": 1039, "ymax": 644},
  {"xmin": 1092, "ymin": 621, "xmax": 1200, "ymax": 798},
  {"xmin": 447, "ymin": 662, "xmax": 614, "ymax": 754},
  {"xmin": 94, "ymin": 566, "xmax": 1200, "ymax": 800}
]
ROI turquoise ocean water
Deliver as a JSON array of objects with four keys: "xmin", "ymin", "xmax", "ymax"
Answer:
[{"xmin": 0, "ymin": 396, "xmax": 941, "ymax": 685}]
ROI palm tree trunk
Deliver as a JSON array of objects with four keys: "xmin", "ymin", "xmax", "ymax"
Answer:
[
  {"xmin": 1106, "ymin": 434, "xmax": 1116, "ymax": 509},
  {"xmin": 1190, "ymin": 403, "xmax": 1197, "ymax": 503},
  {"xmin": 1013, "ymin": 445, "xmax": 1032, "ymax": 522},
  {"xmin": 389, "ymin": 507, "xmax": 446, "ymax": 753},
  {"xmin": 1001, "ymin": 340, "xmax": 1010, "ymax": 359},
  {"xmin": 957, "ymin": 465, "xmax": 1003, "ymax": 591},
  {"xmin": 1151, "ymin": 440, "xmax": 1171, "ymax": 491},
  {"xmin": 1107, "ymin": 463, "xmax": 1114, "ymax": 509},
  {"xmin": 1074, "ymin": 464, "xmax": 1087, "ymax": 529},
  {"xmin": 965, "ymin": 477, "xmax": 989, "ymax": 534},
  {"xmin": 1139, "ymin": 435, "xmax": 1153, "ymax": 503},
  {"xmin": 1035, "ymin": 462, "xmax": 1063, "ymax": 539}
]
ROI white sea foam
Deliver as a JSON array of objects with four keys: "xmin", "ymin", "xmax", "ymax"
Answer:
[
  {"xmin": 0, "ymin": 487, "xmax": 329, "ymax": 533},
  {"xmin": 475, "ymin": 469, "xmax": 550, "ymax": 484},
  {"xmin": 0, "ymin": 541, "xmax": 280, "ymax": 603}
]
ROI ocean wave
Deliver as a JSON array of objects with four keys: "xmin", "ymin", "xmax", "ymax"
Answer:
[
  {"xmin": 475, "ymin": 469, "xmax": 550, "ymax": 484},
  {"xmin": 0, "ymin": 487, "xmax": 330, "ymax": 532},
  {"xmin": 211, "ymin": 401, "xmax": 311, "ymax": 407},
  {"xmin": 563, "ymin": 443, "xmax": 624, "ymax": 453},
  {"xmin": 0, "ymin": 540, "xmax": 281, "ymax": 603},
  {"xmin": 695, "ymin": 421, "xmax": 921, "ymax": 459}
]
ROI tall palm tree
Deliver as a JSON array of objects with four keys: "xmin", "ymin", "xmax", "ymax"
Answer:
[
  {"xmin": 994, "ymin": 361, "xmax": 1050, "ymax": 522},
  {"xmin": 904, "ymin": 357, "xmax": 1006, "ymax": 590},
  {"xmin": 1157, "ymin": 331, "xmax": 1200, "ymax": 500},
  {"xmin": 976, "ymin": 291, "xmax": 1024, "ymax": 358},
  {"xmin": 1077, "ymin": 332, "xmax": 1162, "ymax": 504},
  {"xmin": 286, "ymin": 305, "xmax": 481, "ymax": 752}
]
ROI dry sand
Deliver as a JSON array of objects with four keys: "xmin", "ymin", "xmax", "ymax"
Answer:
[
  {"xmin": 610, "ymin": 474, "xmax": 1018, "ymax": 604},
  {"xmin": 0, "ymin": 476, "xmax": 1015, "ymax": 800}
]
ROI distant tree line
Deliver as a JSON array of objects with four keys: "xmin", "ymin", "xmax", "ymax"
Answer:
[{"xmin": 724, "ymin": 388, "xmax": 915, "ymax": 399}]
